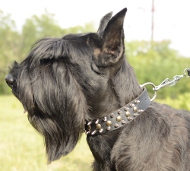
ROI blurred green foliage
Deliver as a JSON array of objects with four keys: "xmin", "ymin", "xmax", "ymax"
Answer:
[
  {"xmin": 1, "ymin": 9, "xmax": 190, "ymax": 99},
  {"xmin": 127, "ymin": 41, "xmax": 190, "ymax": 98}
]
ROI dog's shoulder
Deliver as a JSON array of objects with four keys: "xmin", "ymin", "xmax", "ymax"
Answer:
[{"xmin": 111, "ymin": 101, "xmax": 190, "ymax": 171}]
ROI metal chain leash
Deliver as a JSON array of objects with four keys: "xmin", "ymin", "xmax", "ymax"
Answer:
[{"xmin": 141, "ymin": 68, "xmax": 190, "ymax": 101}]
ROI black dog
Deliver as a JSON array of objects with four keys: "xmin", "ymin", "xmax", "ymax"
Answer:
[{"xmin": 5, "ymin": 8, "xmax": 190, "ymax": 171}]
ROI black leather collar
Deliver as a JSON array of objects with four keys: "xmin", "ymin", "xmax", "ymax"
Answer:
[{"xmin": 85, "ymin": 88, "xmax": 151, "ymax": 136}]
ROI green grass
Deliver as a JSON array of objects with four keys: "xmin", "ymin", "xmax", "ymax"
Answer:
[
  {"xmin": 1, "ymin": 94, "xmax": 190, "ymax": 171},
  {"xmin": 0, "ymin": 96, "xmax": 93, "ymax": 171}
]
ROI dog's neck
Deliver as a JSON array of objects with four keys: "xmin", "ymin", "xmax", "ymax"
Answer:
[
  {"xmin": 88, "ymin": 58, "xmax": 142, "ymax": 120},
  {"xmin": 113, "ymin": 59, "xmax": 142, "ymax": 105}
]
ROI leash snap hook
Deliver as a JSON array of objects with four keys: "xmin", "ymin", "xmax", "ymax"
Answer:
[
  {"xmin": 155, "ymin": 75, "xmax": 183, "ymax": 91},
  {"xmin": 153, "ymin": 78, "xmax": 174, "ymax": 91},
  {"xmin": 140, "ymin": 82, "xmax": 157, "ymax": 101},
  {"xmin": 183, "ymin": 68, "xmax": 190, "ymax": 78},
  {"xmin": 141, "ymin": 68, "xmax": 190, "ymax": 102}
]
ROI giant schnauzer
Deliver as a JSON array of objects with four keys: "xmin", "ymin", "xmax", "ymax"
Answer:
[{"xmin": 5, "ymin": 8, "xmax": 190, "ymax": 171}]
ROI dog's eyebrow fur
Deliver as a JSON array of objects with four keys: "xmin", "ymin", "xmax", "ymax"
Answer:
[
  {"xmin": 30, "ymin": 37, "xmax": 69, "ymax": 60},
  {"xmin": 26, "ymin": 34, "xmax": 92, "ymax": 69}
]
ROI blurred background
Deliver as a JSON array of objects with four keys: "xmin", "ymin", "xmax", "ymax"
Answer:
[{"xmin": 0, "ymin": 0, "xmax": 190, "ymax": 170}]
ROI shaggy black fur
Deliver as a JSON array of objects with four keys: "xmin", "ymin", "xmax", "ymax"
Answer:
[{"xmin": 5, "ymin": 8, "xmax": 190, "ymax": 171}]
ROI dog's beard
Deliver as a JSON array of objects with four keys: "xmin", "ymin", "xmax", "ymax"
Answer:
[
  {"xmin": 15, "ymin": 58, "xmax": 88, "ymax": 163},
  {"xmin": 27, "ymin": 108, "xmax": 84, "ymax": 163}
]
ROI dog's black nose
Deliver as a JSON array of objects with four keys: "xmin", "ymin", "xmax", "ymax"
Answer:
[{"xmin": 5, "ymin": 74, "xmax": 14, "ymax": 88}]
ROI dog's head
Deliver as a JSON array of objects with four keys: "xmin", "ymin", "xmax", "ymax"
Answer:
[{"xmin": 5, "ymin": 8, "xmax": 128, "ymax": 162}]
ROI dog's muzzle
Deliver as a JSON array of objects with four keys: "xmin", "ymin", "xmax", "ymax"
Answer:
[{"xmin": 85, "ymin": 88, "xmax": 151, "ymax": 136}]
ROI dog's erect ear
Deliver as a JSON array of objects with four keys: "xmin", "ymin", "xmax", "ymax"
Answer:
[
  {"xmin": 95, "ymin": 8, "xmax": 127, "ymax": 67},
  {"xmin": 97, "ymin": 11, "xmax": 113, "ymax": 36},
  {"xmin": 103, "ymin": 8, "xmax": 127, "ymax": 49}
]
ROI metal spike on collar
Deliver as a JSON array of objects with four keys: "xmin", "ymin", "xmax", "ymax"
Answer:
[
  {"xmin": 103, "ymin": 117, "xmax": 107, "ymax": 121},
  {"xmin": 91, "ymin": 130, "xmax": 97, "ymax": 135},
  {"xmin": 99, "ymin": 128, "xmax": 103, "ymax": 133},
  {"xmin": 95, "ymin": 119, "xmax": 99, "ymax": 124}
]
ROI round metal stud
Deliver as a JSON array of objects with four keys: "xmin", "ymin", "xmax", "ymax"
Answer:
[
  {"xmin": 125, "ymin": 111, "xmax": 130, "ymax": 117},
  {"xmin": 106, "ymin": 120, "xmax": 112, "ymax": 126},
  {"xmin": 96, "ymin": 124, "xmax": 101, "ymax": 130},
  {"xmin": 124, "ymin": 107, "xmax": 129, "ymax": 111},
  {"xmin": 133, "ymin": 106, "xmax": 138, "ymax": 112},
  {"xmin": 116, "ymin": 116, "xmax": 122, "ymax": 122},
  {"xmin": 118, "ymin": 110, "xmax": 122, "ymax": 114}
]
